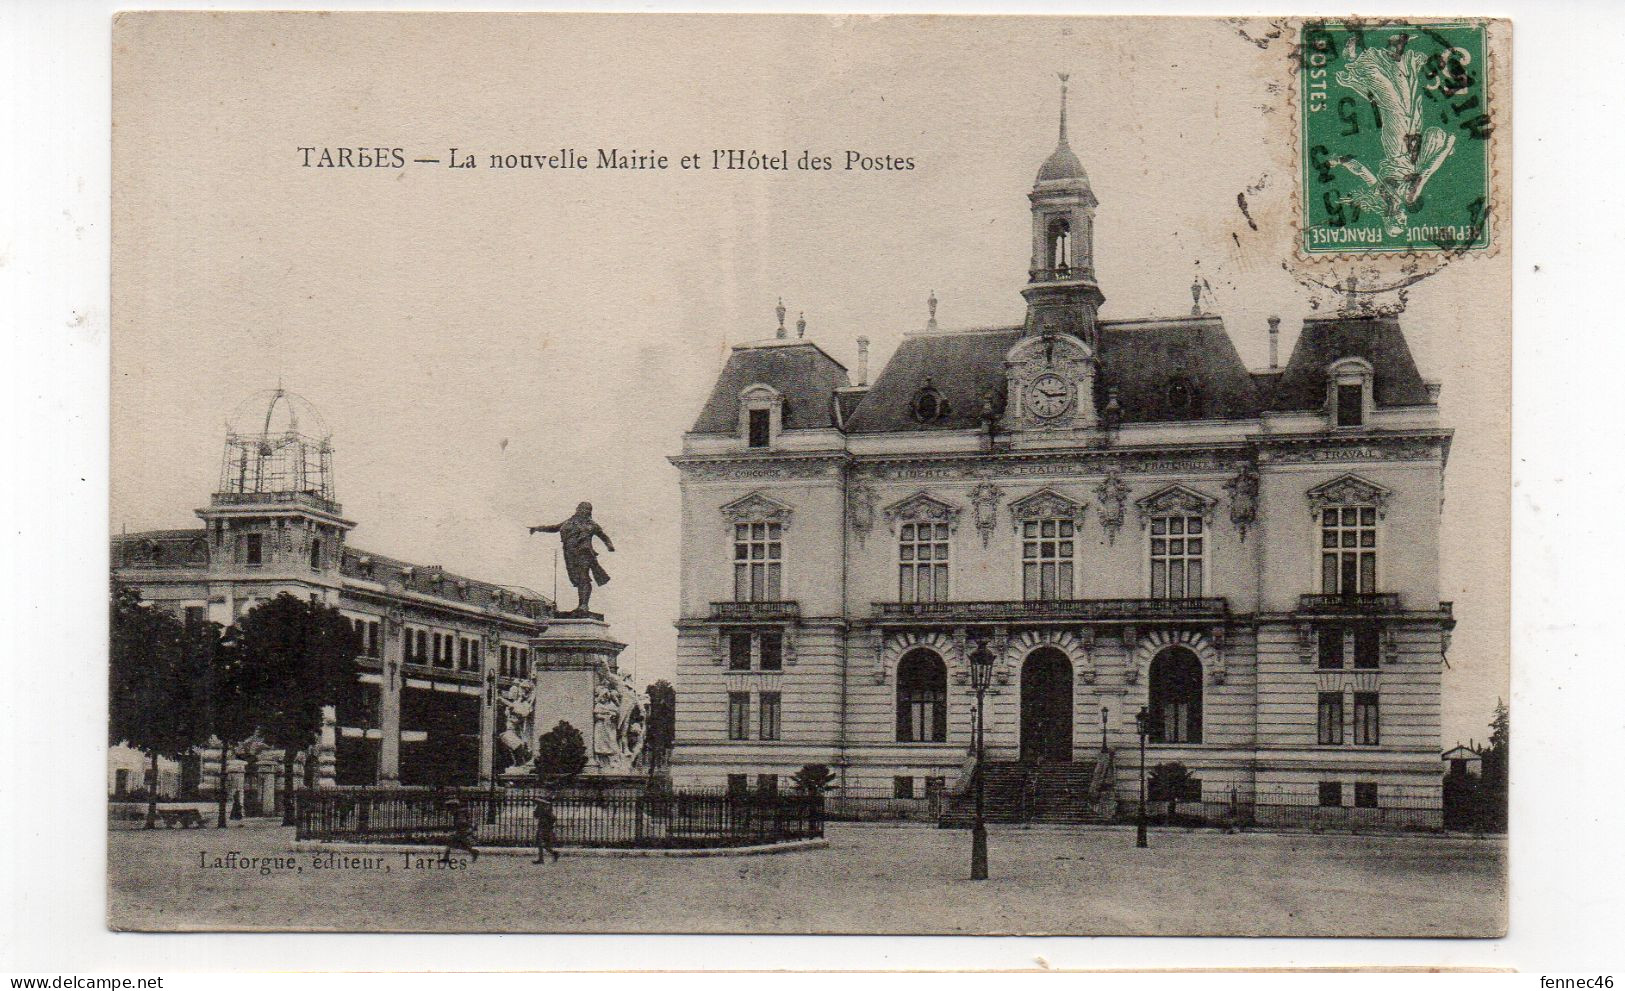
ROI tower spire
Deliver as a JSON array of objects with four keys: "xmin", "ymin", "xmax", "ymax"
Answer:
[{"xmin": 1058, "ymin": 72, "xmax": 1070, "ymax": 146}]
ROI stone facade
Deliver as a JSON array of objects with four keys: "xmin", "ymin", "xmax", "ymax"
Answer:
[{"xmin": 669, "ymin": 95, "xmax": 1453, "ymax": 825}]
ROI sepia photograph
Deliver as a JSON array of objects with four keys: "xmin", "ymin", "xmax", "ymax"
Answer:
[{"xmin": 103, "ymin": 12, "xmax": 1510, "ymax": 937}]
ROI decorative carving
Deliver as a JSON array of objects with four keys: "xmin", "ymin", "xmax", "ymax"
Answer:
[
  {"xmin": 676, "ymin": 456, "xmax": 844, "ymax": 481},
  {"xmin": 952, "ymin": 626, "xmax": 970, "ymax": 685},
  {"xmin": 592, "ymin": 667, "xmax": 650, "ymax": 774},
  {"xmin": 1297, "ymin": 623, "xmax": 1317, "ymax": 663},
  {"xmin": 1266, "ymin": 439, "xmax": 1439, "ymax": 465},
  {"xmin": 848, "ymin": 482, "xmax": 877, "ymax": 546},
  {"xmin": 1132, "ymin": 628, "xmax": 1225, "ymax": 686},
  {"xmin": 1095, "ymin": 470, "xmax": 1131, "ymax": 544},
  {"xmin": 710, "ymin": 627, "xmax": 725, "ymax": 666},
  {"xmin": 1003, "ymin": 332, "xmax": 1097, "ymax": 431},
  {"xmin": 877, "ymin": 630, "xmax": 958, "ymax": 687},
  {"xmin": 385, "ymin": 604, "xmax": 404, "ymax": 637},
  {"xmin": 1305, "ymin": 472, "xmax": 1394, "ymax": 519},
  {"xmin": 1134, "ymin": 483, "xmax": 1218, "ymax": 530},
  {"xmin": 1008, "ymin": 629, "xmax": 1096, "ymax": 684},
  {"xmin": 783, "ymin": 626, "xmax": 798, "ymax": 667},
  {"xmin": 1383, "ymin": 626, "xmax": 1401, "ymax": 665},
  {"xmin": 869, "ymin": 627, "xmax": 887, "ymax": 684},
  {"xmin": 1224, "ymin": 464, "xmax": 1261, "ymax": 540},
  {"xmin": 1008, "ymin": 487, "xmax": 1088, "ymax": 531},
  {"xmin": 969, "ymin": 480, "xmax": 1003, "ymax": 547},
  {"xmin": 882, "ymin": 491, "xmax": 962, "ymax": 535},
  {"xmin": 720, "ymin": 491, "xmax": 795, "ymax": 529},
  {"xmin": 991, "ymin": 625, "xmax": 1011, "ymax": 684}
]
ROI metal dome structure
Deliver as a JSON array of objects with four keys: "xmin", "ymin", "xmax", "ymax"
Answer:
[{"xmin": 216, "ymin": 387, "xmax": 338, "ymax": 509}]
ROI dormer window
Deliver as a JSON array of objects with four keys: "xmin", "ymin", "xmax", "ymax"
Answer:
[
  {"xmin": 911, "ymin": 381, "xmax": 948, "ymax": 423},
  {"xmin": 1167, "ymin": 377, "xmax": 1199, "ymax": 419},
  {"xmin": 739, "ymin": 383, "xmax": 782, "ymax": 449},
  {"xmin": 1327, "ymin": 357, "xmax": 1374, "ymax": 428}
]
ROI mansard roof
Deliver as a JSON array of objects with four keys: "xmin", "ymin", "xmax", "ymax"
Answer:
[
  {"xmin": 1267, "ymin": 315, "xmax": 1433, "ymax": 412},
  {"xmin": 696, "ymin": 312, "xmax": 1434, "ymax": 435},
  {"xmin": 689, "ymin": 339, "xmax": 852, "ymax": 434},
  {"xmin": 844, "ymin": 328, "xmax": 1019, "ymax": 433},
  {"xmin": 110, "ymin": 527, "xmax": 552, "ymax": 615}
]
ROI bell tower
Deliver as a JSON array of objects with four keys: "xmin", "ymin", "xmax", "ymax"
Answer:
[{"xmin": 1022, "ymin": 73, "xmax": 1105, "ymax": 348}]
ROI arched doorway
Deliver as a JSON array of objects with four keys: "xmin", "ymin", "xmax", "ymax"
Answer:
[
  {"xmin": 1148, "ymin": 646, "xmax": 1203, "ymax": 743},
  {"xmin": 1020, "ymin": 647, "xmax": 1073, "ymax": 762}
]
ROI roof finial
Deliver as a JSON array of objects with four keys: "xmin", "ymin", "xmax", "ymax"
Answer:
[
  {"xmin": 797, "ymin": 311, "xmax": 806, "ymax": 338},
  {"xmin": 927, "ymin": 290, "xmax": 938, "ymax": 331},
  {"xmin": 1190, "ymin": 272, "xmax": 1203, "ymax": 316},
  {"xmin": 775, "ymin": 297, "xmax": 786, "ymax": 339},
  {"xmin": 1058, "ymin": 72, "xmax": 1070, "ymax": 146}
]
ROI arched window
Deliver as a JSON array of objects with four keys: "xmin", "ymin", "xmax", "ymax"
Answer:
[
  {"xmin": 896, "ymin": 649, "xmax": 948, "ymax": 743},
  {"xmin": 1148, "ymin": 647, "xmax": 1203, "ymax": 744},
  {"xmin": 1047, "ymin": 218, "xmax": 1072, "ymax": 272}
]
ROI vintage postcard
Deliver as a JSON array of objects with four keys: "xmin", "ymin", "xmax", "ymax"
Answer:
[{"xmin": 108, "ymin": 12, "xmax": 1510, "ymax": 936}]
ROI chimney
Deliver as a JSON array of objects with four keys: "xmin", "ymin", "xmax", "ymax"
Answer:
[
  {"xmin": 1267, "ymin": 315, "xmax": 1281, "ymax": 370},
  {"xmin": 856, "ymin": 337, "xmax": 870, "ymax": 386}
]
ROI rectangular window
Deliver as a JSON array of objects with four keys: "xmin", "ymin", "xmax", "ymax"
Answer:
[
  {"xmin": 309, "ymin": 537, "xmax": 322, "ymax": 570},
  {"xmin": 244, "ymin": 532, "xmax": 262, "ymax": 567},
  {"xmin": 1317, "ymin": 691, "xmax": 1344, "ymax": 745},
  {"xmin": 893, "ymin": 776, "xmax": 915, "ymax": 800},
  {"xmin": 756, "ymin": 773, "xmax": 778, "ymax": 796},
  {"xmin": 1354, "ymin": 782, "xmax": 1379, "ymax": 809},
  {"xmin": 747, "ymin": 408, "xmax": 770, "ymax": 448},
  {"xmin": 925, "ymin": 776, "xmax": 946, "ymax": 798},
  {"xmin": 1321, "ymin": 507, "xmax": 1377, "ymax": 595},
  {"xmin": 733, "ymin": 523, "xmax": 783, "ymax": 602},
  {"xmin": 1354, "ymin": 626, "xmax": 1382, "ymax": 669},
  {"xmin": 728, "ymin": 631, "xmax": 752, "ymax": 671},
  {"xmin": 471, "ymin": 639, "xmax": 481, "ymax": 670},
  {"xmin": 727, "ymin": 692, "xmax": 750, "ymax": 741},
  {"xmin": 1022, "ymin": 518, "xmax": 1075, "ymax": 601},
  {"xmin": 1337, "ymin": 383, "xmax": 1365, "ymax": 426},
  {"xmin": 1318, "ymin": 625, "xmax": 1345, "ymax": 669},
  {"xmin": 416, "ymin": 629, "xmax": 428, "ymax": 664},
  {"xmin": 1149, "ymin": 515, "xmax": 1204, "ymax": 599},
  {"xmin": 899, "ymin": 522, "xmax": 951, "ymax": 603},
  {"xmin": 726, "ymin": 773, "xmax": 749, "ymax": 795},
  {"xmin": 1318, "ymin": 781, "xmax": 1344, "ymax": 807},
  {"xmin": 1353, "ymin": 692, "xmax": 1380, "ymax": 745},
  {"xmin": 459, "ymin": 638, "xmax": 469, "ymax": 670},
  {"xmin": 759, "ymin": 632, "xmax": 783, "ymax": 671},
  {"xmin": 519, "ymin": 648, "xmax": 529, "ymax": 677},
  {"xmin": 367, "ymin": 620, "xmax": 380, "ymax": 658},
  {"xmin": 758, "ymin": 692, "xmax": 781, "ymax": 741}
]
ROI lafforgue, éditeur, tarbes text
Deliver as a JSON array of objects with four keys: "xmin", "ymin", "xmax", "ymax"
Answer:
[{"xmin": 297, "ymin": 146, "xmax": 915, "ymax": 172}]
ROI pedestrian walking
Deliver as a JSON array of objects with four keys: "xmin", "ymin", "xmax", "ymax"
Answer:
[
  {"xmin": 440, "ymin": 797, "xmax": 480, "ymax": 863},
  {"xmin": 533, "ymin": 793, "xmax": 559, "ymax": 864}
]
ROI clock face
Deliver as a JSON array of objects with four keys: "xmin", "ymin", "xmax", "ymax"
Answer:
[{"xmin": 1028, "ymin": 373, "xmax": 1073, "ymax": 419}]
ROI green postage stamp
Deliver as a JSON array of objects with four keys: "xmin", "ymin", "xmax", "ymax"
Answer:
[{"xmin": 1300, "ymin": 21, "xmax": 1491, "ymax": 254}]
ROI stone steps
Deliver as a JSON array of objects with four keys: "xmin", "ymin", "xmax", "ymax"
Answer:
[{"xmin": 939, "ymin": 760, "xmax": 1110, "ymax": 827}]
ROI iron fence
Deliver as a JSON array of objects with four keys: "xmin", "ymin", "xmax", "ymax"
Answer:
[
  {"xmin": 1117, "ymin": 782, "xmax": 1444, "ymax": 832},
  {"xmin": 295, "ymin": 786, "xmax": 823, "ymax": 849},
  {"xmin": 823, "ymin": 788, "xmax": 946, "ymax": 822}
]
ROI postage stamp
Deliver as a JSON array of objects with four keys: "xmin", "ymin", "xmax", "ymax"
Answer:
[{"xmin": 1299, "ymin": 20, "xmax": 1492, "ymax": 255}]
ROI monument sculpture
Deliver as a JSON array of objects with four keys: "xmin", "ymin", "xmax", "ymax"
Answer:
[
  {"xmin": 497, "ymin": 500, "xmax": 647, "ymax": 781},
  {"xmin": 529, "ymin": 501, "xmax": 614, "ymax": 616}
]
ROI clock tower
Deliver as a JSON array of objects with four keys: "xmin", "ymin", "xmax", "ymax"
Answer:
[{"xmin": 1021, "ymin": 73, "xmax": 1104, "ymax": 349}]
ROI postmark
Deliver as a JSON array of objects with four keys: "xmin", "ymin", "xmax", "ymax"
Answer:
[{"xmin": 1299, "ymin": 20, "xmax": 1491, "ymax": 255}]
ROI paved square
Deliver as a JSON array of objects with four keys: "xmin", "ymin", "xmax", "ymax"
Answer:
[{"xmin": 108, "ymin": 822, "xmax": 1505, "ymax": 936}]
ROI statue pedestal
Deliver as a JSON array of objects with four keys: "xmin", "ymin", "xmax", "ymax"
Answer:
[{"xmin": 528, "ymin": 616, "xmax": 629, "ymax": 777}]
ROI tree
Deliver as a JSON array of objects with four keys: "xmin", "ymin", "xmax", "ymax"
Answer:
[
  {"xmin": 201, "ymin": 624, "xmax": 260, "ymax": 828},
  {"xmin": 235, "ymin": 593, "xmax": 361, "ymax": 824},
  {"xmin": 1148, "ymin": 762, "xmax": 1198, "ymax": 821},
  {"xmin": 643, "ymin": 680, "xmax": 676, "ymax": 773},
  {"xmin": 534, "ymin": 721, "xmax": 588, "ymax": 784},
  {"xmin": 791, "ymin": 763, "xmax": 835, "ymax": 796},
  {"xmin": 1479, "ymin": 698, "xmax": 1509, "ymax": 830},
  {"xmin": 109, "ymin": 585, "xmax": 212, "ymax": 828}
]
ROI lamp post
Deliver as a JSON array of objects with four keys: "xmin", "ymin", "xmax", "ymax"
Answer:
[
  {"xmin": 1134, "ymin": 705, "xmax": 1150, "ymax": 848},
  {"xmin": 1100, "ymin": 705, "xmax": 1109, "ymax": 752},
  {"xmin": 968, "ymin": 639, "xmax": 995, "ymax": 881}
]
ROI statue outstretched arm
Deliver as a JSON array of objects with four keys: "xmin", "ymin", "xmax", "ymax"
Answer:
[{"xmin": 529, "ymin": 521, "xmax": 564, "ymax": 534}]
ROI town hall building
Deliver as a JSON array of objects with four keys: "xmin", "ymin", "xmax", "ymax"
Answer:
[{"xmin": 669, "ymin": 87, "xmax": 1454, "ymax": 826}]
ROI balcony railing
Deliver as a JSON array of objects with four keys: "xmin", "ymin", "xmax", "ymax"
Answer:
[
  {"xmin": 209, "ymin": 489, "xmax": 343, "ymax": 515},
  {"xmin": 709, "ymin": 600, "xmax": 801, "ymax": 622},
  {"xmin": 872, "ymin": 598, "xmax": 1228, "ymax": 623},
  {"xmin": 1297, "ymin": 593, "xmax": 1404, "ymax": 613}
]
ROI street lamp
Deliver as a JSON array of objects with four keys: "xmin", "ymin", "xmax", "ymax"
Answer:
[
  {"xmin": 968, "ymin": 639, "xmax": 996, "ymax": 881},
  {"xmin": 1134, "ymin": 705, "xmax": 1150, "ymax": 848}
]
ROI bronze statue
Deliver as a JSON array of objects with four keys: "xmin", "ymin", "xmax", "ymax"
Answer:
[{"xmin": 530, "ymin": 501, "xmax": 615, "ymax": 615}]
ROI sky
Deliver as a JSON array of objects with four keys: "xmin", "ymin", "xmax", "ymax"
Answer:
[{"xmin": 111, "ymin": 13, "xmax": 1509, "ymax": 746}]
